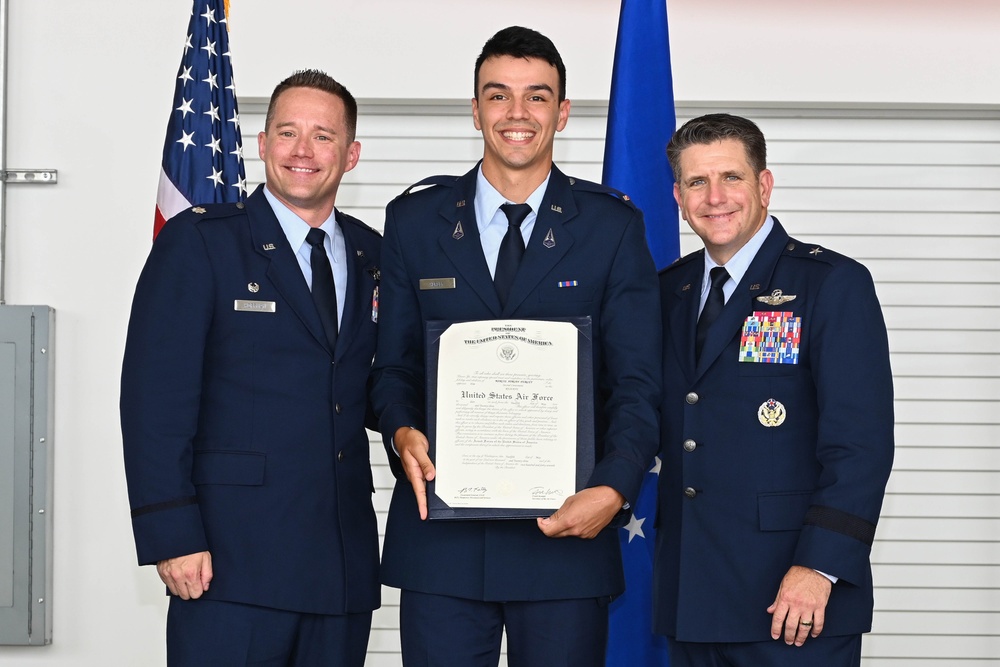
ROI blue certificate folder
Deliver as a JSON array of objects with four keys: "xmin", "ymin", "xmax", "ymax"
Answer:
[{"xmin": 425, "ymin": 317, "xmax": 595, "ymax": 520}]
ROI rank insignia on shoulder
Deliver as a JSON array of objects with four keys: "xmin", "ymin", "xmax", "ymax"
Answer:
[
  {"xmin": 192, "ymin": 206, "xmax": 207, "ymax": 214},
  {"xmin": 756, "ymin": 289, "xmax": 796, "ymax": 306},
  {"xmin": 809, "ymin": 247, "xmax": 824, "ymax": 256},
  {"xmin": 758, "ymin": 398, "xmax": 786, "ymax": 427}
]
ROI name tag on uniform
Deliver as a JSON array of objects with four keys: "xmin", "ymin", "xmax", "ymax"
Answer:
[
  {"xmin": 739, "ymin": 311, "xmax": 800, "ymax": 364},
  {"xmin": 419, "ymin": 278, "xmax": 456, "ymax": 290},
  {"xmin": 234, "ymin": 300, "xmax": 276, "ymax": 313}
]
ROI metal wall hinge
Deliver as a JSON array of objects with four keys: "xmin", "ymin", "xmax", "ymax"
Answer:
[{"xmin": 2, "ymin": 169, "xmax": 58, "ymax": 184}]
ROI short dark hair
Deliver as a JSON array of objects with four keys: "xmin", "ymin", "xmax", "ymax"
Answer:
[
  {"xmin": 474, "ymin": 26, "xmax": 567, "ymax": 102},
  {"xmin": 264, "ymin": 69, "xmax": 358, "ymax": 142},
  {"xmin": 667, "ymin": 113, "xmax": 767, "ymax": 182}
]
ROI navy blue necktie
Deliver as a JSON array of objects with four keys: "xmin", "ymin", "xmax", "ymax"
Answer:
[
  {"xmin": 494, "ymin": 203, "xmax": 531, "ymax": 308},
  {"xmin": 306, "ymin": 227, "xmax": 338, "ymax": 351},
  {"xmin": 695, "ymin": 267, "xmax": 729, "ymax": 361}
]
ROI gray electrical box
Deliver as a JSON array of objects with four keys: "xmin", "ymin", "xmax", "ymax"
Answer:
[{"xmin": 0, "ymin": 306, "xmax": 54, "ymax": 645}]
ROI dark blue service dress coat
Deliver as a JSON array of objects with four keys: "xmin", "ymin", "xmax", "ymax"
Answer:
[
  {"xmin": 370, "ymin": 164, "xmax": 662, "ymax": 602},
  {"xmin": 653, "ymin": 218, "xmax": 894, "ymax": 644},
  {"xmin": 121, "ymin": 184, "xmax": 381, "ymax": 615}
]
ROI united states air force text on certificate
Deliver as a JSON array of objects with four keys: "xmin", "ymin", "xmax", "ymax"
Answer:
[{"xmin": 435, "ymin": 320, "xmax": 578, "ymax": 511}]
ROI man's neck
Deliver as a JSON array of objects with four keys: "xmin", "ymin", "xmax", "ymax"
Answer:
[
  {"xmin": 264, "ymin": 183, "xmax": 336, "ymax": 228},
  {"xmin": 480, "ymin": 159, "xmax": 552, "ymax": 204}
]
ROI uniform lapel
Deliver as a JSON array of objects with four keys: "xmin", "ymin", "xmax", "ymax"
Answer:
[
  {"xmin": 436, "ymin": 167, "xmax": 504, "ymax": 314},
  {"xmin": 666, "ymin": 256, "xmax": 703, "ymax": 382},
  {"xmin": 338, "ymin": 213, "xmax": 377, "ymax": 359},
  {"xmin": 503, "ymin": 165, "xmax": 575, "ymax": 316},
  {"xmin": 246, "ymin": 186, "xmax": 331, "ymax": 354},
  {"xmin": 694, "ymin": 220, "xmax": 790, "ymax": 378}
]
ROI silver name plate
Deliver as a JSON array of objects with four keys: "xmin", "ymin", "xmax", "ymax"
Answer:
[
  {"xmin": 234, "ymin": 300, "xmax": 276, "ymax": 313},
  {"xmin": 419, "ymin": 278, "xmax": 456, "ymax": 290}
]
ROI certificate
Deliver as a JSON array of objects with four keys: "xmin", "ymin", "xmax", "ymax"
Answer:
[{"xmin": 425, "ymin": 318, "xmax": 594, "ymax": 520}]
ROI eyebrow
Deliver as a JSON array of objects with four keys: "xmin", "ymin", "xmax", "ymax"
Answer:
[
  {"xmin": 481, "ymin": 81, "xmax": 555, "ymax": 95},
  {"xmin": 274, "ymin": 121, "xmax": 338, "ymax": 134}
]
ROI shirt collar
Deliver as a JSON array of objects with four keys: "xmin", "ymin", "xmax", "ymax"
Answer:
[
  {"xmin": 263, "ymin": 185, "xmax": 338, "ymax": 255},
  {"xmin": 703, "ymin": 215, "xmax": 774, "ymax": 287},
  {"xmin": 474, "ymin": 165, "xmax": 550, "ymax": 233}
]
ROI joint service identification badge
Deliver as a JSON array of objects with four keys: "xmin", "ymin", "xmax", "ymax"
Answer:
[{"xmin": 758, "ymin": 398, "xmax": 786, "ymax": 427}]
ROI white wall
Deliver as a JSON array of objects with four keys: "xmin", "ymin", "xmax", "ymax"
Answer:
[{"xmin": 0, "ymin": 0, "xmax": 997, "ymax": 664}]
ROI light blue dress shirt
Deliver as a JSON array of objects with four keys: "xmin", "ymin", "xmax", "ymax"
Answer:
[
  {"xmin": 474, "ymin": 166, "xmax": 550, "ymax": 278},
  {"xmin": 264, "ymin": 186, "xmax": 347, "ymax": 327},
  {"xmin": 698, "ymin": 216, "xmax": 774, "ymax": 315}
]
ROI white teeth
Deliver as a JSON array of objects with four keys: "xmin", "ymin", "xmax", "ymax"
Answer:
[
  {"xmin": 289, "ymin": 167, "xmax": 315, "ymax": 173},
  {"xmin": 503, "ymin": 131, "xmax": 533, "ymax": 141}
]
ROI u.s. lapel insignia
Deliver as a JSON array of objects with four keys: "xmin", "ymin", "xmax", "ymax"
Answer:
[
  {"xmin": 262, "ymin": 243, "xmax": 277, "ymax": 251},
  {"xmin": 550, "ymin": 204, "xmax": 562, "ymax": 214},
  {"xmin": 456, "ymin": 199, "xmax": 466, "ymax": 208},
  {"xmin": 192, "ymin": 206, "xmax": 207, "ymax": 214},
  {"xmin": 758, "ymin": 398, "xmax": 786, "ymax": 427},
  {"xmin": 247, "ymin": 282, "xmax": 260, "ymax": 293},
  {"xmin": 756, "ymin": 289, "xmax": 797, "ymax": 306},
  {"xmin": 453, "ymin": 221, "xmax": 465, "ymax": 240},
  {"xmin": 543, "ymin": 228, "xmax": 556, "ymax": 248},
  {"xmin": 681, "ymin": 283, "xmax": 692, "ymax": 291}
]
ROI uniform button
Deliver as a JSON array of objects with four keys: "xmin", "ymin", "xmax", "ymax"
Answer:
[
  {"xmin": 685, "ymin": 392, "xmax": 699, "ymax": 405},
  {"xmin": 683, "ymin": 439, "xmax": 697, "ymax": 452},
  {"xmin": 337, "ymin": 450, "xmax": 345, "ymax": 462},
  {"xmin": 335, "ymin": 403, "xmax": 342, "ymax": 414},
  {"xmin": 684, "ymin": 487, "xmax": 697, "ymax": 499}
]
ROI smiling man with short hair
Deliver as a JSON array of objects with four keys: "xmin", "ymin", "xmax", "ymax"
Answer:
[{"xmin": 370, "ymin": 26, "xmax": 661, "ymax": 667}]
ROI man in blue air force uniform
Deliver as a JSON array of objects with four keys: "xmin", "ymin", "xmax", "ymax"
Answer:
[
  {"xmin": 369, "ymin": 26, "xmax": 661, "ymax": 667},
  {"xmin": 653, "ymin": 113, "xmax": 894, "ymax": 667},
  {"xmin": 121, "ymin": 70, "xmax": 380, "ymax": 666}
]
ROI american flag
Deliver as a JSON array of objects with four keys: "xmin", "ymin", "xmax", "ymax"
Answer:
[{"xmin": 154, "ymin": 0, "xmax": 246, "ymax": 238}]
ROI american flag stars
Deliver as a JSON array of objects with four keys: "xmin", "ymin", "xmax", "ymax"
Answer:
[{"xmin": 154, "ymin": 0, "xmax": 246, "ymax": 237}]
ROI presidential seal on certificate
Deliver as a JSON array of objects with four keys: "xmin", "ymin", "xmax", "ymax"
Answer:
[{"xmin": 424, "ymin": 318, "xmax": 595, "ymax": 520}]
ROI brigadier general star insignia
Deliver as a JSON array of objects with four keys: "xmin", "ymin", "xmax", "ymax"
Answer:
[{"xmin": 756, "ymin": 289, "xmax": 797, "ymax": 306}]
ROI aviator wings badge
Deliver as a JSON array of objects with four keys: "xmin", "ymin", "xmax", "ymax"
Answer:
[{"xmin": 756, "ymin": 289, "xmax": 797, "ymax": 306}]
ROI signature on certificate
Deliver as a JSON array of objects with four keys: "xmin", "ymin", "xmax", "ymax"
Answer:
[{"xmin": 529, "ymin": 486, "xmax": 565, "ymax": 500}]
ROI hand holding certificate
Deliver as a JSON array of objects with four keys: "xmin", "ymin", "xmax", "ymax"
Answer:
[{"xmin": 425, "ymin": 318, "xmax": 594, "ymax": 519}]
